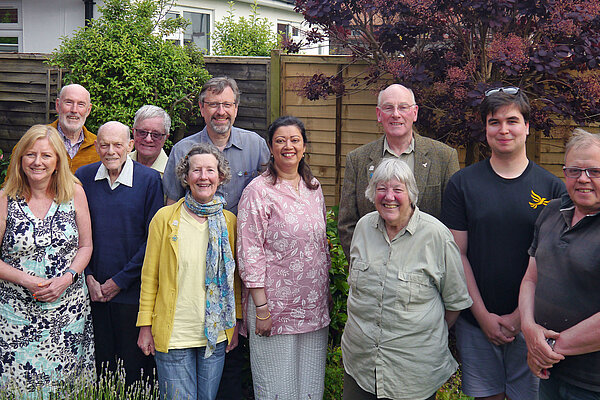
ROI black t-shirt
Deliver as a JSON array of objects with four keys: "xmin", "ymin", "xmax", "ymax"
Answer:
[
  {"xmin": 441, "ymin": 159, "xmax": 566, "ymax": 326},
  {"xmin": 529, "ymin": 197, "xmax": 600, "ymax": 391}
]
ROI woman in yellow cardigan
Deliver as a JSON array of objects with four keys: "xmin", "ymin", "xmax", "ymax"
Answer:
[{"xmin": 136, "ymin": 143, "xmax": 242, "ymax": 400}]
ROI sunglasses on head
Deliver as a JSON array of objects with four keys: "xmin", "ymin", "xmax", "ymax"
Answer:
[{"xmin": 484, "ymin": 87, "xmax": 520, "ymax": 97}]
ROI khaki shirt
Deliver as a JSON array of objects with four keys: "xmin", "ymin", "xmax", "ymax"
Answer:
[
  {"xmin": 130, "ymin": 149, "xmax": 169, "ymax": 177},
  {"xmin": 341, "ymin": 208, "xmax": 472, "ymax": 399}
]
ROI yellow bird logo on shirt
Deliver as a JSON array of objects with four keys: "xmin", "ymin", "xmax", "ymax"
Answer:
[{"xmin": 529, "ymin": 190, "xmax": 550, "ymax": 209}]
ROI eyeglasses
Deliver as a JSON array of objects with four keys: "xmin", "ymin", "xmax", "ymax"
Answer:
[
  {"xmin": 203, "ymin": 101, "xmax": 236, "ymax": 110},
  {"xmin": 563, "ymin": 166, "xmax": 600, "ymax": 179},
  {"xmin": 133, "ymin": 129, "xmax": 167, "ymax": 141},
  {"xmin": 485, "ymin": 87, "xmax": 520, "ymax": 97},
  {"xmin": 378, "ymin": 104, "xmax": 416, "ymax": 115}
]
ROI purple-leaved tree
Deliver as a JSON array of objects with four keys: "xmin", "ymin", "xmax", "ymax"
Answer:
[{"xmin": 292, "ymin": 0, "xmax": 600, "ymax": 163}]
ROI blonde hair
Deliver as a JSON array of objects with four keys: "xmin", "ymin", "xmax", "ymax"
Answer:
[{"xmin": 3, "ymin": 124, "xmax": 79, "ymax": 203}]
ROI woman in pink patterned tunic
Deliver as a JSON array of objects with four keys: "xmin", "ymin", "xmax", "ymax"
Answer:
[{"xmin": 237, "ymin": 116, "xmax": 331, "ymax": 399}]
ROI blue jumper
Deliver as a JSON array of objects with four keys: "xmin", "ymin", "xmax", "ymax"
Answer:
[{"xmin": 76, "ymin": 161, "xmax": 164, "ymax": 305}]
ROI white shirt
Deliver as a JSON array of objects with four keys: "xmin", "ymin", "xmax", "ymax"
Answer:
[{"xmin": 94, "ymin": 157, "xmax": 134, "ymax": 190}]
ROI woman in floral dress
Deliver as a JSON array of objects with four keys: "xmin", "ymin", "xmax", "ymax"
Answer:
[
  {"xmin": 0, "ymin": 125, "xmax": 94, "ymax": 397},
  {"xmin": 237, "ymin": 116, "xmax": 331, "ymax": 399}
]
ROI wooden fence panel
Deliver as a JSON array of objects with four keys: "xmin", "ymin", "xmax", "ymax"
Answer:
[
  {"xmin": 203, "ymin": 57, "xmax": 270, "ymax": 140},
  {"xmin": 0, "ymin": 54, "xmax": 62, "ymax": 153},
  {"xmin": 277, "ymin": 54, "xmax": 387, "ymax": 207}
]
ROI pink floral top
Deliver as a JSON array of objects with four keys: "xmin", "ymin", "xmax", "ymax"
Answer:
[{"xmin": 237, "ymin": 173, "xmax": 331, "ymax": 336}]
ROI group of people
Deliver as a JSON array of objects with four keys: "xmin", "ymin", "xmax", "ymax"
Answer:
[
  {"xmin": 0, "ymin": 75, "xmax": 597, "ymax": 400},
  {"xmin": 339, "ymin": 84, "xmax": 599, "ymax": 400}
]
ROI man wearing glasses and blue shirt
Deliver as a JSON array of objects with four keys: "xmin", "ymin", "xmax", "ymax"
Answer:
[
  {"xmin": 338, "ymin": 83, "xmax": 460, "ymax": 259},
  {"xmin": 163, "ymin": 77, "xmax": 269, "ymax": 214},
  {"xmin": 130, "ymin": 105, "xmax": 171, "ymax": 177},
  {"xmin": 162, "ymin": 76, "xmax": 269, "ymax": 399},
  {"xmin": 442, "ymin": 87, "xmax": 566, "ymax": 400}
]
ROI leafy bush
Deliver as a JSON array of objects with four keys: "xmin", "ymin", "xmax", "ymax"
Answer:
[
  {"xmin": 47, "ymin": 0, "xmax": 210, "ymax": 133},
  {"xmin": 212, "ymin": 1, "xmax": 278, "ymax": 56},
  {"xmin": 0, "ymin": 149, "xmax": 10, "ymax": 182},
  {"xmin": 326, "ymin": 206, "xmax": 348, "ymax": 347},
  {"xmin": 324, "ymin": 346, "xmax": 344, "ymax": 400}
]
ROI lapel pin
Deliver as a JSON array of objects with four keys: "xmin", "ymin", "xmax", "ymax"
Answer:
[{"xmin": 422, "ymin": 162, "xmax": 428, "ymax": 168}]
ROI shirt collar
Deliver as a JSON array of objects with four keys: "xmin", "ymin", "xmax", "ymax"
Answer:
[
  {"xmin": 95, "ymin": 157, "xmax": 134, "ymax": 190},
  {"xmin": 559, "ymin": 193, "xmax": 600, "ymax": 218},
  {"xmin": 383, "ymin": 136, "xmax": 414, "ymax": 157},
  {"xmin": 129, "ymin": 149, "xmax": 168, "ymax": 173},
  {"xmin": 57, "ymin": 122, "xmax": 84, "ymax": 146},
  {"xmin": 200, "ymin": 126, "xmax": 243, "ymax": 150},
  {"xmin": 373, "ymin": 206, "xmax": 419, "ymax": 240}
]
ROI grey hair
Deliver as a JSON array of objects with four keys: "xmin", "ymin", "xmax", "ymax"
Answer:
[
  {"xmin": 176, "ymin": 143, "xmax": 232, "ymax": 190},
  {"xmin": 565, "ymin": 128, "xmax": 600, "ymax": 160},
  {"xmin": 97, "ymin": 121, "xmax": 130, "ymax": 140},
  {"xmin": 377, "ymin": 84, "xmax": 416, "ymax": 107},
  {"xmin": 133, "ymin": 105, "xmax": 171, "ymax": 135},
  {"xmin": 199, "ymin": 77, "xmax": 241, "ymax": 106},
  {"xmin": 365, "ymin": 158, "xmax": 419, "ymax": 206}
]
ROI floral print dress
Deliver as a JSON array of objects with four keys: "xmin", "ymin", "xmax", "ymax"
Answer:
[{"xmin": 0, "ymin": 197, "xmax": 95, "ymax": 397}]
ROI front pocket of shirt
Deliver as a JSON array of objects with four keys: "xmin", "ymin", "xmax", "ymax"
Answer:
[
  {"xmin": 349, "ymin": 260, "xmax": 369, "ymax": 294},
  {"xmin": 396, "ymin": 271, "xmax": 438, "ymax": 312}
]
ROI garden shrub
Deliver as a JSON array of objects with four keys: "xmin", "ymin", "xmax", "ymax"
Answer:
[{"xmin": 47, "ymin": 0, "xmax": 210, "ymax": 134}]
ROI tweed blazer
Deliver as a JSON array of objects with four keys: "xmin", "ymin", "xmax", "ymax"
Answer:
[{"xmin": 338, "ymin": 133, "xmax": 459, "ymax": 258}]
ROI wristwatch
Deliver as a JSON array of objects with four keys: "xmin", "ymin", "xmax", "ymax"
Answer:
[
  {"xmin": 546, "ymin": 338, "xmax": 556, "ymax": 351},
  {"xmin": 65, "ymin": 268, "xmax": 79, "ymax": 285}
]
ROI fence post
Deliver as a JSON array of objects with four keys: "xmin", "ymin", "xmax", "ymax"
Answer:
[
  {"xmin": 334, "ymin": 63, "xmax": 343, "ymax": 206},
  {"xmin": 270, "ymin": 49, "xmax": 281, "ymax": 124}
]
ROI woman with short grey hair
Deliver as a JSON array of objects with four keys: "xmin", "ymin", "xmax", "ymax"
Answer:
[
  {"xmin": 137, "ymin": 142, "xmax": 241, "ymax": 400},
  {"xmin": 342, "ymin": 157, "xmax": 472, "ymax": 400}
]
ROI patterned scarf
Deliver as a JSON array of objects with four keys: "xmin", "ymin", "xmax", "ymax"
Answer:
[{"xmin": 184, "ymin": 191, "xmax": 236, "ymax": 358}]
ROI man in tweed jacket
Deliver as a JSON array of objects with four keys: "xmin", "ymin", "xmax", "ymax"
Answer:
[{"xmin": 338, "ymin": 84, "xmax": 459, "ymax": 258}]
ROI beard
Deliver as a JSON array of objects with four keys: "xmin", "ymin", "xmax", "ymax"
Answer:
[{"xmin": 208, "ymin": 118, "xmax": 232, "ymax": 135}]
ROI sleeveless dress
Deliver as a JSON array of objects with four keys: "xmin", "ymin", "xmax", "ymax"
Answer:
[{"xmin": 0, "ymin": 197, "xmax": 95, "ymax": 397}]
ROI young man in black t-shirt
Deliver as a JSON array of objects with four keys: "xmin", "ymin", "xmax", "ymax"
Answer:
[{"xmin": 441, "ymin": 88, "xmax": 565, "ymax": 400}]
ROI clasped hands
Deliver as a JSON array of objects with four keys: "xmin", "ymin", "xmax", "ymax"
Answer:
[
  {"xmin": 522, "ymin": 323, "xmax": 564, "ymax": 379},
  {"xmin": 26, "ymin": 273, "xmax": 71, "ymax": 303},
  {"xmin": 86, "ymin": 275, "xmax": 121, "ymax": 302}
]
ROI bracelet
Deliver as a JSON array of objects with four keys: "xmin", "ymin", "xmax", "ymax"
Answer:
[
  {"xmin": 256, "ymin": 312, "xmax": 271, "ymax": 320},
  {"xmin": 255, "ymin": 302, "xmax": 268, "ymax": 308}
]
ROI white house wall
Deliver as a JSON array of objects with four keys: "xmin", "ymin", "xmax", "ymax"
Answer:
[{"xmin": 16, "ymin": 0, "xmax": 327, "ymax": 55}]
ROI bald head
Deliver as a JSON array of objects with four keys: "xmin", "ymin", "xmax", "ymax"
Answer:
[
  {"xmin": 97, "ymin": 121, "xmax": 130, "ymax": 141},
  {"xmin": 376, "ymin": 84, "xmax": 419, "ymax": 142},
  {"xmin": 56, "ymin": 84, "xmax": 92, "ymax": 140},
  {"xmin": 59, "ymin": 84, "xmax": 91, "ymax": 103},
  {"xmin": 377, "ymin": 84, "xmax": 416, "ymax": 107},
  {"xmin": 95, "ymin": 121, "xmax": 133, "ymax": 178}
]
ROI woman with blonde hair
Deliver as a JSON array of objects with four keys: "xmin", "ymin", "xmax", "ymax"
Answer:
[{"xmin": 0, "ymin": 124, "xmax": 95, "ymax": 397}]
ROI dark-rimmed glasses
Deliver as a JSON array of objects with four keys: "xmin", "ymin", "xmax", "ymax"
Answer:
[
  {"xmin": 133, "ymin": 129, "xmax": 167, "ymax": 141},
  {"xmin": 563, "ymin": 167, "xmax": 600, "ymax": 179},
  {"xmin": 485, "ymin": 87, "xmax": 520, "ymax": 97}
]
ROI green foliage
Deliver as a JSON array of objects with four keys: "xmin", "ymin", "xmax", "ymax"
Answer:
[
  {"xmin": 0, "ymin": 150, "xmax": 10, "ymax": 182},
  {"xmin": 212, "ymin": 1, "xmax": 278, "ymax": 56},
  {"xmin": 0, "ymin": 362, "xmax": 159, "ymax": 399},
  {"xmin": 437, "ymin": 370, "xmax": 474, "ymax": 400},
  {"xmin": 47, "ymin": 0, "xmax": 210, "ymax": 133},
  {"xmin": 324, "ymin": 346, "xmax": 344, "ymax": 400},
  {"xmin": 326, "ymin": 206, "xmax": 349, "ymax": 347}
]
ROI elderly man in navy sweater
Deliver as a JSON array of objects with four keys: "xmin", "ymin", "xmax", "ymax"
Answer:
[{"xmin": 76, "ymin": 121, "xmax": 163, "ymax": 386}]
